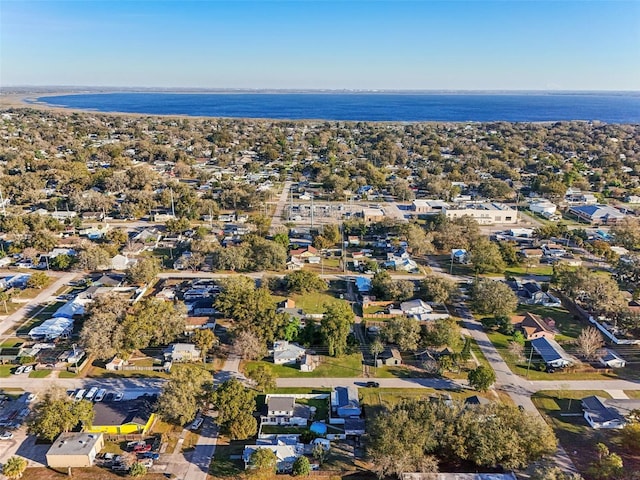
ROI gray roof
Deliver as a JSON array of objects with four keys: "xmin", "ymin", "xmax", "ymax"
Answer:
[
  {"xmin": 93, "ymin": 395, "xmax": 156, "ymax": 427},
  {"xmin": 268, "ymin": 396, "xmax": 295, "ymax": 412},
  {"xmin": 531, "ymin": 337, "xmax": 572, "ymax": 365},
  {"xmin": 47, "ymin": 432, "xmax": 102, "ymax": 456}
]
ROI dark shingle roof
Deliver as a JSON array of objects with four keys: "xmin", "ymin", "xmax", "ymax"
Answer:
[{"xmin": 93, "ymin": 395, "xmax": 156, "ymax": 427}]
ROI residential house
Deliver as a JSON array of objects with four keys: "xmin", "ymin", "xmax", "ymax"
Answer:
[
  {"xmin": 565, "ymin": 190, "xmax": 598, "ymax": 205},
  {"xmin": 185, "ymin": 316, "xmax": 216, "ymax": 334},
  {"xmin": 376, "ymin": 348, "xmax": 402, "ymax": 367},
  {"xmin": 87, "ymin": 395, "xmax": 156, "ymax": 435},
  {"xmin": 332, "ymin": 386, "xmax": 361, "ymax": 418},
  {"xmin": 243, "ymin": 438, "xmax": 303, "ymax": 473},
  {"xmin": 568, "ymin": 204, "xmax": 625, "ymax": 225},
  {"xmin": 260, "ymin": 396, "xmax": 310, "ymax": 426},
  {"xmin": 512, "ymin": 312, "xmax": 556, "ymax": 341},
  {"xmin": 399, "ymin": 299, "xmax": 432, "ymax": 320},
  {"xmin": 164, "ymin": 343, "xmax": 201, "ymax": 362},
  {"xmin": 105, "ymin": 357, "xmax": 127, "ymax": 371},
  {"xmin": 531, "ymin": 337, "xmax": 572, "ymax": 368},
  {"xmin": 46, "ymin": 432, "xmax": 104, "ymax": 468},
  {"xmin": 451, "ymin": 249, "xmax": 469, "ymax": 264},
  {"xmin": 272, "ymin": 341, "xmax": 306, "ymax": 365},
  {"xmin": 289, "ymin": 246, "xmax": 318, "ymax": 263},
  {"xmin": 599, "ymin": 349, "xmax": 626, "ymax": 368},
  {"xmin": 519, "ymin": 282, "xmax": 561, "ymax": 307},
  {"xmin": 529, "ymin": 199, "xmax": 557, "ymax": 215},
  {"xmin": 582, "ymin": 395, "xmax": 640, "ymax": 429}
]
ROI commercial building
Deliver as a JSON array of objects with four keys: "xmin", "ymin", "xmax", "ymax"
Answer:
[{"xmin": 46, "ymin": 432, "xmax": 104, "ymax": 468}]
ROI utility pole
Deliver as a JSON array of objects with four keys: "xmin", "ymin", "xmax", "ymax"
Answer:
[
  {"xmin": 170, "ymin": 189, "xmax": 175, "ymax": 218},
  {"xmin": 526, "ymin": 344, "xmax": 534, "ymax": 379},
  {"xmin": 310, "ymin": 193, "xmax": 314, "ymax": 229}
]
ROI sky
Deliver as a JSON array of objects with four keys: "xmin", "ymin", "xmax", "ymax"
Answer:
[{"xmin": 1, "ymin": 0, "xmax": 639, "ymax": 91}]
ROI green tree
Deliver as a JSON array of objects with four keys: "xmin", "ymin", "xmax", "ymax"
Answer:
[
  {"xmin": 471, "ymin": 279, "xmax": 518, "ymax": 317},
  {"xmin": 467, "ymin": 365, "xmax": 496, "ymax": 392},
  {"xmin": 588, "ymin": 443, "xmax": 624, "ymax": 480},
  {"xmin": 50, "ymin": 253, "xmax": 73, "ymax": 270},
  {"xmin": 29, "ymin": 387, "xmax": 95, "ymax": 441},
  {"xmin": 421, "ymin": 275, "xmax": 456, "ymax": 304},
  {"xmin": 249, "ymin": 448, "xmax": 277, "ymax": 475},
  {"xmin": 0, "ymin": 289, "xmax": 13, "ymax": 313},
  {"xmin": 370, "ymin": 338, "xmax": 385, "ymax": 369},
  {"xmin": 383, "ymin": 317, "xmax": 421, "ymax": 351},
  {"xmin": 312, "ymin": 443, "xmax": 329, "ymax": 466},
  {"xmin": 210, "ymin": 378, "xmax": 257, "ymax": 439},
  {"xmin": 498, "ymin": 241, "xmax": 520, "ymax": 266},
  {"xmin": 193, "ymin": 329, "xmax": 217, "ymax": 362},
  {"xmin": 284, "ymin": 270, "xmax": 328, "ymax": 294},
  {"xmin": 157, "ymin": 364, "xmax": 211, "ymax": 426},
  {"xmin": 460, "ymin": 336, "xmax": 472, "ymax": 361},
  {"xmin": 26, "ymin": 272, "xmax": 49, "ymax": 289},
  {"xmin": 125, "ymin": 257, "xmax": 161, "ymax": 285},
  {"xmin": 247, "ymin": 364, "xmax": 276, "ymax": 392},
  {"xmin": 422, "ymin": 317, "xmax": 461, "ymax": 350},
  {"xmin": 292, "ymin": 455, "xmax": 311, "ymax": 476},
  {"xmin": 129, "ymin": 462, "xmax": 148, "ymax": 477},
  {"xmin": 470, "ymin": 237, "xmax": 506, "ymax": 274},
  {"xmin": 2, "ymin": 456, "xmax": 27, "ymax": 480},
  {"xmin": 320, "ymin": 302, "xmax": 354, "ymax": 356}
]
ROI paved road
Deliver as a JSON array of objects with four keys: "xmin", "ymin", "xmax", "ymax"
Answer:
[
  {"xmin": 0, "ymin": 271, "xmax": 77, "ymax": 340},
  {"xmin": 268, "ymin": 180, "xmax": 292, "ymax": 234},
  {"xmin": 157, "ymin": 271, "xmax": 428, "ymax": 281}
]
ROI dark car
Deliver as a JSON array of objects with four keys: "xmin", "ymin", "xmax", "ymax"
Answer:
[
  {"xmin": 365, "ymin": 381, "xmax": 380, "ymax": 388},
  {"xmin": 138, "ymin": 452, "xmax": 160, "ymax": 460}
]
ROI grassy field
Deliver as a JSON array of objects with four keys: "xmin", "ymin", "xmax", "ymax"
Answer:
[
  {"xmin": 505, "ymin": 265, "xmax": 554, "ymax": 277},
  {"xmin": 532, "ymin": 390, "xmax": 639, "ymax": 476},
  {"xmin": 624, "ymin": 390, "xmax": 640, "ymax": 399},
  {"xmin": 246, "ymin": 353, "xmax": 364, "ymax": 378},
  {"xmin": 58, "ymin": 371, "xmax": 78, "ymax": 379},
  {"xmin": 272, "ymin": 290, "xmax": 348, "ymax": 315},
  {"xmin": 22, "ymin": 468, "xmax": 168, "ymax": 480},
  {"xmin": 0, "ymin": 365, "xmax": 12, "ymax": 377},
  {"xmin": 28, "ymin": 369, "xmax": 51, "ymax": 378}
]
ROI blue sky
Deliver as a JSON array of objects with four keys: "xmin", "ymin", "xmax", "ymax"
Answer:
[{"xmin": 1, "ymin": 0, "xmax": 639, "ymax": 90}]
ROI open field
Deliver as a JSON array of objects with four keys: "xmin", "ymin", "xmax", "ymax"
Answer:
[
  {"xmin": 532, "ymin": 390, "xmax": 640, "ymax": 477},
  {"xmin": 246, "ymin": 353, "xmax": 364, "ymax": 378},
  {"xmin": 272, "ymin": 290, "xmax": 348, "ymax": 314}
]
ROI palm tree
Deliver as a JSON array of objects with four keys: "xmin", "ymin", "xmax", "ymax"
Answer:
[
  {"xmin": 3, "ymin": 456, "xmax": 27, "ymax": 480},
  {"xmin": 370, "ymin": 338, "xmax": 385, "ymax": 375}
]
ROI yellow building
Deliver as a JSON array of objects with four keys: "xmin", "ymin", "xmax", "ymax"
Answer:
[{"xmin": 86, "ymin": 395, "xmax": 156, "ymax": 435}]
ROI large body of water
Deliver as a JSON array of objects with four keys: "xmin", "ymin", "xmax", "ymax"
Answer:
[{"xmin": 34, "ymin": 92, "xmax": 640, "ymax": 123}]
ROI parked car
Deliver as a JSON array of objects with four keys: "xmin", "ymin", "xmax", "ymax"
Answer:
[
  {"xmin": 26, "ymin": 393, "xmax": 37, "ymax": 403},
  {"xmin": 74, "ymin": 389, "xmax": 86, "ymax": 402},
  {"xmin": 365, "ymin": 381, "xmax": 380, "ymax": 388},
  {"xmin": 137, "ymin": 458, "xmax": 154, "ymax": 468},
  {"xmin": 13, "ymin": 366, "xmax": 25, "ymax": 375},
  {"xmin": 189, "ymin": 417, "xmax": 204, "ymax": 430},
  {"xmin": 84, "ymin": 387, "xmax": 98, "ymax": 401},
  {"xmin": 133, "ymin": 443, "xmax": 152, "ymax": 453},
  {"xmin": 23, "ymin": 365, "xmax": 33, "ymax": 374},
  {"xmin": 0, "ymin": 431, "xmax": 14, "ymax": 440},
  {"xmin": 94, "ymin": 389, "xmax": 107, "ymax": 402},
  {"xmin": 114, "ymin": 392, "xmax": 124, "ymax": 401},
  {"xmin": 138, "ymin": 452, "xmax": 160, "ymax": 460}
]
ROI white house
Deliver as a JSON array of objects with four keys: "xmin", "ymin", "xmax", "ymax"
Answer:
[
  {"xmin": 582, "ymin": 396, "xmax": 640, "ymax": 429},
  {"xmin": 260, "ymin": 396, "xmax": 310, "ymax": 426},
  {"xmin": 400, "ymin": 299, "xmax": 432, "ymax": 319},
  {"xmin": 529, "ymin": 200, "xmax": 557, "ymax": 215},
  {"xmin": 599, "ymin": 349, "xmax": 626, "ymax": 368},
  {"xmin": 164, "ymin": 343, "xmax": 201, "ymax": 362},
  {"xmin": 272, "ymin": 341, "xmax": 306, "ymax": 365}
]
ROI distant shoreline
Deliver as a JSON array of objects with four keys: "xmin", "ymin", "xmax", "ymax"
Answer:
[{"xmin": 2, "ymin": 90, "xmax": 640, "ymax": 124}]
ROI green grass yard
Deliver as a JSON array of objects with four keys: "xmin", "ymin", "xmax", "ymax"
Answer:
[
  {"xmin": 28, "ymin": 369, "xmax": 52, "ymax": 378},
  {"xmin": 245, "ymin": 353, "xmax": 363, "ymax": 378},
  {"xmin": 0, "ymin": 365, "xmax": 12, "ymax": 377}
]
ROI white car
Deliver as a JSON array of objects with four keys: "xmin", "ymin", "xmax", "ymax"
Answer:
[
  {"xmin": 114, "ymin": 392, "xmax": 124, "ymax": 402},
  {"xmin": 94, "ymin": 389, "xmax": 107, "ymax": 402},
  {"xmin": 84, "ymin": 387, "xmax": 98, "ymax": 401},
  {"xmin": 74, "ymin": 389, "xmax": 86, "ymax": 402},
  {"xmin": 26, "ymin": 393, "xmax": 37, "ymax": 403},
  {"xmin": 0, "ymin": 431, "xmax": 13, "ymax": 440},
  {"xmin": 13, "ymin": 366, "xmax": 25, "ymax": 375},
  {"xmin": 189, "ymin": 417, "xmax": 204, "ymax": 430},
  {"xmin": 23, "ymin": 365, "xmax": 33, "ymax": 374}
]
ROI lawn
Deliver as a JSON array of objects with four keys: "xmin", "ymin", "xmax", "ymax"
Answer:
[
  {"xmin": 88, "ymin": 365, "xmax": 171, "ymax": 379},
  {"xmin": 287, "ymin": 291, "xmax": 349, "ymax": 314},
  {"xmin": 0, "ymin": 365, "xmax": 12, "ymax": 377},
  {"xmin": 0, "ymin": 338, "xmax": 23, "ymax": 347},
  {"xmin": 504, "ymin": 265, "xmax": 554, "ymax": 277},
  {"xmin": 245, "ymin": 353, "xmax": 363, "ymax": 378},
  {"xmin": 625, "ymin": 391, "xmax": 640, "ymax": 399},
  {"xmin": 209, "ymin": 435, "xmax": 245, "ymax": 479},
  {"xmin": 58, "ymin": 371, "xmax": 78, "ymax": 379},
  {"xmin": 532, "ymin": 390, "xmax": 639, "ymax": 476},
  {"xmin": 296, "ymin": 397, "xmax": 330, "ymax": 421},
  {"xmin": 28, "ymin": 369, "xmax": 52, "ymax": 378}
]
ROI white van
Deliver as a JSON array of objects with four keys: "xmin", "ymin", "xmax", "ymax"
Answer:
[
  {"xmin": 84, "ymin": 387, "xmax": 98, "ymax": 401},
  {"xmin": 74, "ymin": 389, "xmax": 86, "ymax": 401}
]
